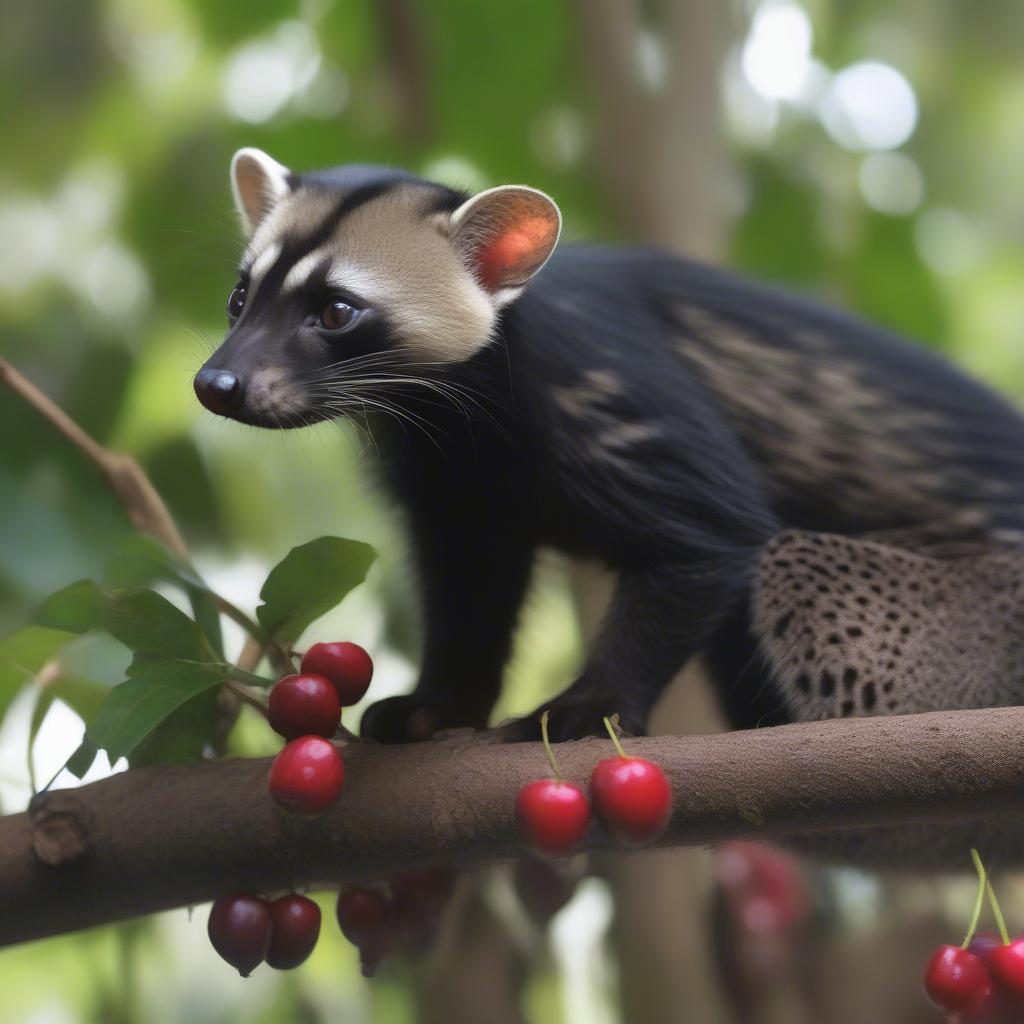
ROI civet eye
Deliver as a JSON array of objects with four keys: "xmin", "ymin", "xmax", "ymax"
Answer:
[
  {"xmin": 318, "ymin": 298, "xmax": 359, "ymax": 332},
  {"xmin": 226, "ymin": 283, "xmax": 247, "ymax": 321}
]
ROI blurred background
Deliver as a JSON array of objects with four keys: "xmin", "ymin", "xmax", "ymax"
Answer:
[{"xmin": 3, "ymin": 0, "xmax": 1024, "ymax": 1021}]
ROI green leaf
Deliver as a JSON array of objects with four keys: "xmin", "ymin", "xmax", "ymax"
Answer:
[
  {"xmin": 256, "ymin": 537, "xmax": 376, "ymax": 642},
  {"xmin": 186, "ymin": 587, "xmax": 224, "ymax": 658},
  {"xmin": 104, "ymin": 535, "xmax": 205, "ymax": 591},
  {"xmin": 65, "ymin": 740, "xmax": 99, "ymax": 780},
  {"xmin": 103, "ymin": 589, "xmax": 214, "ymax": 670},
  {"xmin": 105, "ymin": 538, "xmax": 224, "ymax": 656},
  {"xmin": 33, "ymin": 580, "xmax": 107, "ymax": 634},
  {"xmin": 0, "ymin": 625, "xmax": 75, "ymax": 718},
  {"xmin": 130, "ymin": 687, "xmax": 222, "ymax": 766},
  {"xmin": 87, "ymin": 659, "xmax": 227, "ymax": 760},
  {"xmin": 30, "ymin": 675, "xmax": 109, "ymax": 751}
]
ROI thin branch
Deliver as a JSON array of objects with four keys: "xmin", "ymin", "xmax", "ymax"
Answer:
[
  {"xmin": 224, "ymin": 680, "xmax": 269, "ymax": 715},
  {"xmin": 0, "ymin": 355, "xmax": 189, "ymax": 559},
  {"xmin": 6, "ymin": 706, "xmax": 1024, "ymax": 947},
  {"xmin": 1, "ymin": 356, "xmax": 294, "ymax": 674}
]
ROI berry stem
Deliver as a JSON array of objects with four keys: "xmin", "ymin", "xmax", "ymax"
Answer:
[
  {"xmin": 209, "ymin": 597, "xmax": 294, "ymax": 677},
  {"xmin": 963, "ymin": 848, "xmax": 988, "ymax": 948},
  {"xmin": 602, "ymin": 716, "xmax": 627, "ymax": 759},
  {"xmin": 225, "ymin": 679, "xmax": 269, "ymax": 716},
  {"xmin": 225, "ymin": 665, "xmax": 277, "ymax": 688},
  {"xmin": 986, "ymin": 879, "xmax": 1011, "ymax": 946},
  {"xmin": 540, "ymin": 711, "xmax": 560, "ymax": 781}
]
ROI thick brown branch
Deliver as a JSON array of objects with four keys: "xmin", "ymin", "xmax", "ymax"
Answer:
[{"xmin": 3, "ymin": 707, "xmax": 1024, "ymax": 947}]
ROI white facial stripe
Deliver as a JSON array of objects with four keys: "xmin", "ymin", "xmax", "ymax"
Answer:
[
  {"xmin": 281, "ymin": 250, "xmax": 392, "ymax": 305},
  {"xmin": 282, "ymin": 250, "xmax": 326, "ymax": 293},
  {"xmin": 325, "ymin": 261, "xmax": 391, "ymax": 304},
  {"xmin": 250, "ymin": 242, "xmax": 281, "ymax": 282}
]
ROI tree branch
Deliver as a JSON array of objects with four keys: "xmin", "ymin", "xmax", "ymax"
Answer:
[
  {"xmin": 0, "ymin": 356, "xmax": 294, "ymax": 680},
  {"xmin": 0, "ymin": 355, "xmax": 188, "ymax": 559},
  {"xmin": 4, "ymin": 706, "xmax": 1024, "ymax": 947}
]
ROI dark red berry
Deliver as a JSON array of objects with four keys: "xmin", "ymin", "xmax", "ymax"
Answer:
[
  {"xmin": 515, "ymin": 779, "xmax": 591, "ymax": 856},
  {"xmin": 337, "ymin": 887, "xmax": 395, "ymax": 951},
  {"xmin": 337, "ymin": 887, "xmax": 393, "ymax": 944},
  {"xmin": 390, "ymin": 866, "xmax": 455, "ymax": 951},
  {"xmin": 514, "ymin": 858, "xmax": 578, "ymax": 925},
  {"xmin": 923, "ymin": 944, "xmax": 991, "ymax": 1013},
  {"xmin": 208, "ymin": 893, "xmax": 272, "ymax": 977},
  {"xmin": 268, "ymin": 736, "xmax": 345, "ymax": 816},
  {"xmin": 266, "ymin": 894, "xmax": 321, "ymax": 970},
  {"xmin": 590, "ymin": 756, "xmax": 672, "ymax": 844},
  {"xmin": 389, "ymin": 866, "xmax": 455, "ymax": 912},
  {"xmin": 989, "ymin": 938, "xmax": 1024, "ymax": 1002},
  {"xmin": 301, "ymin": 642, "xmax": 374, "ymax": 706},
  {"xmin": 268, "ymin": 674, "xmax": 341, "ymax": 740},
  {"xmin": 715, "ymin": 841, "xmax": 810, "ymax": 936}
]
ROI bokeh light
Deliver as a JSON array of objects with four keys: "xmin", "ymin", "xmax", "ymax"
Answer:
[
  {"xmin": 741, "ymin": 1, "xmax": 814, "ymax": 101},
  {"xmin": 819, "ymin": 61, "xmax": 918, "ymax": 151}
]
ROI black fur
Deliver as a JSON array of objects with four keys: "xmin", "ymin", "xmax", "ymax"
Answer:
[
  {"xmin": 361, "ymin": 244, "xmax": 1024, "ymax": 742},
  {"xmin": 200, "ymin": 169, "xmax": 1024, "ymax": 743}
]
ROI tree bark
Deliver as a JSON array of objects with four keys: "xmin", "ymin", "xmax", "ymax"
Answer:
[
  {"xmin": 5, "ymin": 707, "xmax": 1024, "ymax": 948},
  {"xmin": 572, "ymin": 0, "xmax": 731, "ymax": 260}
]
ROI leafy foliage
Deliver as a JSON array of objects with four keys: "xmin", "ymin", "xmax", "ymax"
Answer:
[
  {"xmin": 257, "ymin": 537, "xmax": 376, "ymax": 644},
  {"xmin": 1, "ymin": 535, "xmax": 375, "ymax": 772},
  {"xmin": 88, "ymin": 659, "xmax": 225, "ymax": 761}
]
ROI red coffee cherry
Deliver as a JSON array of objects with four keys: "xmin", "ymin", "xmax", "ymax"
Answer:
[
  {"xmin": 268, "ymin": 736, "xmax": 345, "ymax": 816},
  {"xmin": 990, "ymin": 938, "xmax": 1024, "ymax": 1003},
  {"xmin": 515, "ymin": 779, "xmax": 591, "ymax": 856},
  {"xmin": 266, "ymin": 894, "xmax": 321, "ymax": 970},
  {"xmin": 590, "ymin": 756, "xmax": 671, "ymax": 845},
  {"xmin": 336, "ymin": 887, "xmax": 395, "ymax": 948},
  {"xmin": 268, "ymin": 674, "xmax": 341, "ymax": 740},
  {"xmin": 301, "ymin": 642, "xmax": 374, "ymax": 705},
  {"xmin": 207, "ymin": 893, "xmax": 272, "ymax": 977},
  {"xmin": 337, "ymin": 886, "xmax": 396, "ymax": 976},
  {"xmin": 923, "ymin": 944, "xmax": 991, "ymax": 1014}
]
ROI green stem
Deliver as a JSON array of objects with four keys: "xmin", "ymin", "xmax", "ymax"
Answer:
[
  {"xmin": 540, "ymin": 711, "xmax": 560, "ymax": 780},
  {"xmin": 211, "ymin": 596, "xmax": 293, "ymax": 676},
  {"xmin": 603, "ymin": 716, "xmax": 627, "ymax": 759},
  {"xmin": 225, "ymin": 680, "xmax": 269, "ymax": 717},
  {"xmin": 987, "ymin": 879, "xmax": 1011, "ymax": 946},
  {"xmin": 963, "ymin": 848, "xmax": 988, "ymax": 948},
  {"xmin": 225, "ymin": 665, "xmax": 277, "ymax": 688}
]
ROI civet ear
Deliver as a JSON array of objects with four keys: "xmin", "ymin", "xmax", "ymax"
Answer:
[
  {"xmin": 230, "ymin": 148, "xmax": 292, "ymax": 236},
  {"xmin": 449, "ymin": 185, "xmax": 562, "ymax": 305}
]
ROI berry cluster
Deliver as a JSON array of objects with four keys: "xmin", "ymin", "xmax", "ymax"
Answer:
[
  {"xmin": 924, "ymin": 850, "xmax": 1024, "ymax": 1020},
  {"xmin": 337, "ymin": 867, "xmax": 454, "ymax": 977},
  {"xmin": 266, "ymin": 642, "xmax": 373, "ymax": 815},
  {"xmin": 207, "ymin": 641, "xmax": 374, "ymax": 975},
  {"xmin": 208, "ymin": 893, "xmax": 321, "ymax": 976},
  {"xmin": 515, "ymin": 714, "xmax": 672, "ymax": 857},
  {"xmin": 714, "ymin": 840, "xmax": 810, "ymax": 938},
  {"xmin": 210, "ymin": 686, "xmax": 670, "ymax": 979}
]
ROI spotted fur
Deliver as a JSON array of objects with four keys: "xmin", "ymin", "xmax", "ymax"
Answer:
[{"xmin": 753, "ymin": 531, "xmax": 1024, "ymax": 721}]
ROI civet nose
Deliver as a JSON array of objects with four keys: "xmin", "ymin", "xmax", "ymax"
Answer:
[{"xmin": 194, "ymin": 367, "xmax": 243, "ymax": 415}]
